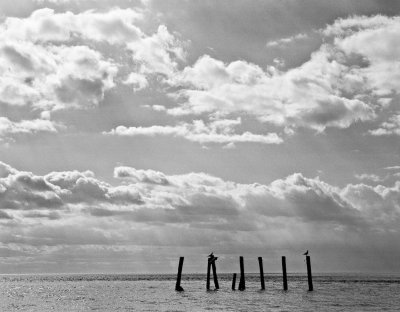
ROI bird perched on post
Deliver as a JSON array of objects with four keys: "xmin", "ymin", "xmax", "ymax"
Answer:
[
  {"xmin": 208, "ymin": 252, "xmax": 218, "ymax": 263},
  {"xmin": 210, "ymin": 256, "xmax": 218, "ymax": 263},
  {"xmin": 303, "ymin": 250, "xmax": 309, "ymax": 256}
]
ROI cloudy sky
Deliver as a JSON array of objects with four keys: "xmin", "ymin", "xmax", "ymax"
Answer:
[{"xmin": 1, "ymin": 0, "xmax": 400, "ymax": 274}]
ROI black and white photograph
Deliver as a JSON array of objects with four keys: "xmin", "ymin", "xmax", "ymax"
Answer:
[{"xmin": 1, "ymin": 0, "xmax": 400, "ymax": 310}]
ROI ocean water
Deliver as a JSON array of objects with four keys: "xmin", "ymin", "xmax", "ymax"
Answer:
[{"xmin": 1, "ymin": 273, "xmax": 400, "ymax": 311}]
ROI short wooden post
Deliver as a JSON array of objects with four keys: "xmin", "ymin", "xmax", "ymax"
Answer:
[
  {"xmin": 206, "ymin": 259, "xmax": 211, "ymax": 290},
  {"xmin": 282, "ymin": 256, "xmax": 288, "ymax": 290},
  {"xmin": 258, "ymin": 257, "xmax": 265, "ymax": 290},
  {"xmin": 211, "ymin": 260, "xmax": 219, "ymax": 289},
  {"xmin": 175, "ymin": 257, "xmax": 184, "ymax": 291},
  {"xmin": 238, "ymin": 256, "xmax": 245, "ymax": 291},
  {"xmin": 306, "ymin": 255, "xmax": 313, "ymax": 291},
  {"xmin": 232, "ymin": 273, "xmax": 237, "ymax": 290}
]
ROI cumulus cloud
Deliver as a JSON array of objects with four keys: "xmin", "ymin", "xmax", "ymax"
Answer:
[
  {"xmin": 3, "ymin": 11, "xmax": 400, "ymax": 145},
  {"xmin": 114, "ymin": 166, "xmax": 170, "ymax": 185},
  {"xmin": 0, "ymin": 162, "xmax": 143, "ymax": 211},
  {"xmin": 0, "ymin": 7, "xmax": 185, "ymax": 142},
  {"xmin": 1, "ymin": 161, "xmax": 400, "ymax": 269},
  {"xmin": 127, "ymin": 24, "xmax": 185, "ymax": 77},
  {"xmin": 341, "ymin": 181, "xmax": 400, "ymax": 228},
  {"xmin": 385, "ymin": 166, "xmax": 400, "ymax": 171},
  {"xmin": 105, "ymin": 118, "xmax": 283, "ymax": 145},
  {"xmin": 157, "ymin": 15, "xmax": 400, "ymax": 137},
  {"xmin": 166, "ymin": 52, "xmax": 374, "ymax": 132},
  {"xmin": 355, "ymin": 173, "xmax": 385, "ymax": 183},
  {"xmin": 266, "ymin": 32, "xmax": 308, "ymax": 47},
  {"xmin": 122, "ymin": 72, "xmax": 149, "ymax": 91},
  {"xmin": 0, "ymin": 117, "xmax": 59, "ymax": 141},
  {"xmin": 0, "ymin": 30, "xmax": 118, "ymax": 112},
  {"xmin": 369, "ymin": 114, "xmax": 400, "ymax": 136},
  {"xmin": 0, "ymin": 161, "xmax": 364, "ymax": 226},
  {"xmin": 34, "ymin": 0, "xmax": 79, "ymax": 3},
  {"xmin": 0, "ymin": 210, "xmax": 12, "ymax": 219},
  {"xmin": 0, "ymin": 12, "xmax": 119, "ymax": 142},
  {"xmin": 1, "ymin": 7, "xmax": 184, "ymax": 79},
  {"xmin": 2, "ymin": 8, "xmax": 141, "ymax": 43},
  {"xmin": 2, "ymin": 161, "xmax": 395, "ymax": 228}
]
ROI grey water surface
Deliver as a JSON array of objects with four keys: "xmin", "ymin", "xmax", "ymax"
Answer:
[{"xmin": 1, "ymin": 273, "xmax": 399, "ymax": 311}]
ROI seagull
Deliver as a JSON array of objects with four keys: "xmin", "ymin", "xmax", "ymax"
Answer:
[
  {"xmin": 209, "ymin": 256, "xmax": 218, "ymax": 264},
  {"xmin": 208, "ymin": 252, "xmax": 214, "ymax": 258},
  {"xmin": 303, "ymin": 250, "xmax": 309, "ymax": 256}
]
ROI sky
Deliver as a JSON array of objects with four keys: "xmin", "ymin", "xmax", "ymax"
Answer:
[{"xmin": 1, "ymin": 0, "xmax": 400, "ymax": 274}]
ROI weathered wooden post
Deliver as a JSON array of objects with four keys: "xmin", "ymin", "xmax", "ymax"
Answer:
[
  {"xmin": 306, "ymin": 255, "xmax": 313, "ymax": 291},
  {"xmin": 238, "ymin": 256, "xmax": 245, "ymax": 291},
  {"xmin": 175, "ymin": 257, "xmax": 184, "ymax": 291},
  {"xmin": 282, "ymin": 256, "xmax": 288, "ymax": 290},
  {"xmin": 206, "ymin": 259, "xmax": 211, "ymax": 290},
  {"xmin": 232, "ymin": 273, "xmax": 237, "ymax": 290},
  {"xmin": 211, "ymin": 260, "xmax": 219, "ymax": 289},
  {"xmin": 258, "ymin": 257, "xmax": 265, "ymax": 290}
]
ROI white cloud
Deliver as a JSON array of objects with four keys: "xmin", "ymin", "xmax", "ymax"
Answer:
[
  {"xmin": 1, "ymin": 11, "xmax": 400, "ymax": 146},
  {"xmin": 1, "ymin": 161, "xmax": 400, "ymax": 271},
  {"xmin": 341, "ymin": 181, "xmax": 400, "ymax": 226},
  {"xmin": 127, "ymin": 25, "xmax": 185, "ymax": 77},
  {"xmin": 331, "ymin": 16, "xmax": 400, "ymax": 95},
  {"xmin": 0, "ymin": 42, "xmax": 118, "ymax": 111},
  {"xmin": 123, "ymin": 72, "xmax": 148, "ymax": 91},
  {"xmin": 114, "ymin": 166, "xmax": 170, "ymax": 185},
  {"xmin": 323, "ymin": 15, "xmax": 400, "ymax": 138},
  {"xmin": 160, "ymin": 15, "xmax": 400, "ymax": 137},
  {"xmin": 105, "ymin": 118, "xmax": 283, "ymax": 145},
  {"xmin": 34, "ymin": 0, "xmax": 78, "ymax": 4},
  {"xmin": 0, "ymin": 117, "xmax": 59, "ymax": 141},
  {"xmin": 3, "ymin": 11, "xmax": 400, "ymax": 145},
  {"xmin": 1, "ymin": 8, "xmax": 143, "ymax": 43},
  {"xmin": 355, "ymin": 173, "xmax": 384, "ymax": 182},
  {"xmin": 1, "ymin": 161, "xmax": 399, "ymax": 235},
  {"xmin": 166, "ymin": 52, "xmax": 375, "ymax": 132},
  {"xmin": 266, "ymin": 32, "xmax": 308, "ymax": 47},
  {"xmin": 1, "ymin": 8, "xmax": 184, "ymax": 78},
  {"xmin": 384, "ymin": 166, "xmax": 400, "ymax": 171},
  {"xmin": 369, "ymin": 114, "xmax": 400, "ymax": 136},
  {"xmin": 0, "ymin": 7, "xmax": 185, "ymax": 142},
  {"xmin": 0, "ymin": 8, "xmax": 184, "ymax": 109},
  {"xmin": 0, "ymin": 162, "xmax": 143, "ymax": 211},
  {"xmin": 323, "ymin": 15, "xmax": 397, "ymax": 37}
]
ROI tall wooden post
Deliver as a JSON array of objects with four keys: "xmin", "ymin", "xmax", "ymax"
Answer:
[
  {"xmin": 306, "ymin": 255, "xmax": 313, "ymax": 291},
  {"xmin": 175, "ymin": 257, "xmax": 184, "ymax": 291},
  {"xmin": 238, "ymin": 256, "xmax": 245, "ymax": 291},
  {"xmin": 206, "ymin": 259, "xmax": 211, "ymax": 290},
  {"xmin": 211, "ymin": 260, "xmax": 219, "ymax": 289},
  {"xmin": 282, "ymin": 256, "xmax": 288, "ymax": 290},
  {"xmin": 258, "ymin": 257, "xmax": 265, "ymax": 290},
  {"xmin": 232, "ymin": 273, "xmax": 237, "ymax": 290}
]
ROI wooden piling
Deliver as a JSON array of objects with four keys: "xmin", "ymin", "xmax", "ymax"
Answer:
[
  {"xmin": 282, "ymin": 256, "xmax": 288, "ymax": 290},
  {"xmin": 258, "ymin": 257, "xmax": 265, "ymax": 290},
  {"xmin": 206, "ymin": 259, "xmax": 211, "ymax": 290},
  {"xmin": 238, "ymin": 256, "xmax": 245, "ymax": 291},
  {"xmin": 175, "ymin": 256, "xmax": 184, "ymax": 291},
  {"xmin": 211, "ymin": 260, "xmax": 219, "ymax": 289},
  {"xmin": 232, "ymin": 273, "xmax": 237, "ymax": 290},
  {"xmin": 306, "ymin": 255, "xmax": 313, "ymax": 291}
]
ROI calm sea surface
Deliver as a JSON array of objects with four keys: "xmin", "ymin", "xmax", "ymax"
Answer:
[{"xmin": 1, "ymin": 273, "xmax": 400, "ymax": 311}]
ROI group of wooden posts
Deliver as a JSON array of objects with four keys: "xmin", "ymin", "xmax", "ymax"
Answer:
[{"xmin": 175, "ymin": 255, "xmax": 313, "ymax": 292}]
